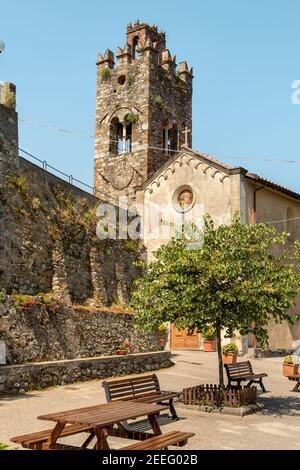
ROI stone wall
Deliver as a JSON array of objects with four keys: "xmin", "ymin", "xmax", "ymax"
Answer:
[
  {"xmin": 0, "ymin": 351, "xmax": 172, "ymax": 395},
  {"xmin": 0, "ymin": 301, "xmax": 160, "ymax": 365},
  {"xmin": 0, "ymin": 154, "xmax": 141, "ymax": 304},
  {"xmin": 0, "ymin": 84, "xmax": 19, "ymax": 290}
]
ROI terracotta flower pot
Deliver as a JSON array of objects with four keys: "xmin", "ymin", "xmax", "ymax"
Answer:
[
  {"xmin": 159, "ymin": 338, "xmax": 166, "ymax": 348},
  {"xmin": 116, "ymin": 350, "xmax": 128, "ymax": 356},
  {"xmin": 203, "ymin": 340, "xmax": 216, "ymax": 352},
  {"xmin": 222, "ymin": 353, "xmax": 238, "ymax": 365},
  {"xmin": 283, "ymin": 363, "xmax": 298, "ymax": 377}
]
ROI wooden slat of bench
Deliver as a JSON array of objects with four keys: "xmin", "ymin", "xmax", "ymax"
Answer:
[
  {"xmin": 11, "ymin": 423, "xmax": 92, "ymax": 447},
  {"xmin": 105, "ymin": 374, "xmax": 158, "ymax": 387},
  {"xmin": 108, "ymin": 377, "xmax": 158, "ymax": 389},
  {"xmin": 110, "ymin": 384, "xmax": 158, "ymax": 399},
  {"xmin": 121, "ymin": 431, "xmax": 195, "ymax": 450},
  {"xmin": 135, "ymin": 392, "xmax": 178, "ymax": 403},
  {"xmin": 110, "ymin": 391, "xmax": 178, "ymax": 403}
]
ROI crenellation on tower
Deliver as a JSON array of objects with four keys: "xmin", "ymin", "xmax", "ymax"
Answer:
[{"xmin": 94, "ymin": 21, "xmax": 193, "ymax": 204}]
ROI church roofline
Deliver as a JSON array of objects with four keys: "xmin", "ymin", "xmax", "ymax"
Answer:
[
  {"xmin": 138, "ymin": 146, "xmax": 246, "ymax": 190},
  {"xmin": 138, "ymin": 146, "xmax": 300, "ymax": 203}
]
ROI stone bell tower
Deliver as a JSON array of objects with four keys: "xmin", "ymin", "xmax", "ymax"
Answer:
[{"xmin": 94, "ymin": 20, "xmax": 193, "ymax": 204}]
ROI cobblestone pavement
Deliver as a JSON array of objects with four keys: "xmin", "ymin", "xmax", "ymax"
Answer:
[{"xmin": 0, "ymin": 350, "xmax": 299, "ymax": 450}]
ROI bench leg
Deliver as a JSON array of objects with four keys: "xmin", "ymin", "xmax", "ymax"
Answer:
[
  {"xmin": 259, "ymin": 378, "xmax": 266, "ymax": 393},
  {"xmin": 292, "ymin": 381, "xmax": 300, "ymax": 392},
  {"xmin": 169, "ymin": 399, "xmax": 178, "ymax": 421}
]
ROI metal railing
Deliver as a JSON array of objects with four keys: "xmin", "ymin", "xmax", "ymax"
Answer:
[{"xmin": 18, "ymin": 147, "xmax": 94, "ymax": 194}]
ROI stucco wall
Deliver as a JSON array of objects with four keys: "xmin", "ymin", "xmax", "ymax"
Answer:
[
  {"xmin": 138, "ymin": 152, "xmax": 235, "ymax": 256},
  {"xmin": 244, "ymin": 179, "xmax": 300, "ymax": 348}
]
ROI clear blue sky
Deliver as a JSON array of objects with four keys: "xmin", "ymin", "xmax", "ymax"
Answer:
[{"xmin": 1, "ymin": 0, "xmax": 300, "ymax": 193}]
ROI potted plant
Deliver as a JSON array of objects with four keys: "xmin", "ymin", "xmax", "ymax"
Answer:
[
  {"xmin": 283, "ymin": 355, "xmax": 299, "ymax": 377},
  {"xmin": 201, "ymin": 325, "xmax": 217, "ymax": 352},
  {"xmin": 158, "ymin": 323, "xmax": 168, "ymax": 349},
  {"xmin": 116, "ymin": 340, "xmax": 134, "ymax": 356},
  {"xmin": 222, "ymin": 343, "xmax": 239, "ymax": 364}
]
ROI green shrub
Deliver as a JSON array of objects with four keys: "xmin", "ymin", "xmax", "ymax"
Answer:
[
  {"xmin": 158, "ymin": 323, "xmax": 168, "ymax": 338},
  {"xmin": 201, "ymin": 325, "xmax": 216, "ymax": 341},
  {"xmin": 0, "ymin": 442, "xmax": 10, "ymax": 450},
  {"xmin": 283, "ymin": 355, "xmax": 294, "ymax": 364},
  {"xmin": 222, "ymin": 343, "xmax": 239, "ymax": 354}
]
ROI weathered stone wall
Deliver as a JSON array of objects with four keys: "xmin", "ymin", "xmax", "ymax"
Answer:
[
  {"xmin": 0, "ymin": 351, "xmax": 172, "ymax": 395},
  {"xmin": 0, "ymin": 84, "xmax": 19, "ymax": 290},
  {"xmin": 0, "ymin": 301, "xmax": 161, "ymax": 365},
  {"xmin": 1, "ymin": 155, "xmax": 140, "ymax": 304}
]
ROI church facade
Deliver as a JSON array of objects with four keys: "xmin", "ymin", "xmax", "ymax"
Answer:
[{"xmin": 93, "ymin": 21, "xmax": 300, "ymax": 352}]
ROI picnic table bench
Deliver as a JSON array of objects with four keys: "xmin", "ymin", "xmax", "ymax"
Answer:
[
  {"xmin": 224, "ymin": 360, "xmax": 267, "ymax": 392},
  {"xmin": 11, "ymin": 401, "xmax": 194, "ymax": 450},
  {"xmin": 102, "ymin": 373, "xmax": 179, "ymax": 420},
  {"xmin": 288, "ymin": 375, "xmax": 300, "ymax": 392}
]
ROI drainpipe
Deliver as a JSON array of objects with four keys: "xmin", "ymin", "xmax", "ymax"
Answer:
[
  {"xmin": 252, "ymin": 185, "xmax": 265, "ymax": 348},
  {"xmin": 253, "ymin": 185, "xmax": 265, "ymax": 224}
]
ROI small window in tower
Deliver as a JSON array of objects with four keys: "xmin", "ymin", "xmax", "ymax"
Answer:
[
  {"xmin": 118, "ymin": 75, "xmax": 126, "ymax": 85},
  {"xmin": 163, "ymin": 129, "xmax": 170, "ymax": 156},
  {"xmin": 132, "ymin": 36, "xmax": 139, "ymax": 60},
  {"xmin": 109, "ymin": 117, "xmax": 120, "ymax": 156},
  {"xmin": 117, "ymin": 122, "xmax": 124, "ymax": 155},
  {"xmin": 163, "ymin": 124, "xmax": 178, "ymax": 156},
  {"xmin": 125, "ymin": 122, "xmax": 132, "ymax": 154}
]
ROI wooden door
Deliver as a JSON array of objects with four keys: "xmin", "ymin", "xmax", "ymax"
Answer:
[{"xmin": 171, "ymin": 326, "xmax": 200, "ymax": 350}]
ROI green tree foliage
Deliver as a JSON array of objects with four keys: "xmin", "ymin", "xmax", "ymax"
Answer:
[{"xmin": 131, "ymin": 215, "xmax": 300, "ymax": 384}]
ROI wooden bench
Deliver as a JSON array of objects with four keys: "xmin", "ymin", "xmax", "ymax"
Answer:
[
  {"xmin": 11, "ymin": 423, "xmax": 92, "ymax": 450},
  {"xmin": 120, "ymin": 431, "xmax": 195, "ymax": 450},
  {"xmin": 102, "ymin": 373, "xmax": 179, "ymax": 420},
  {"xmin": 224, "ymin": 361, "xmax": 267, "ymax": 392},
  {"xmin": 288, "ymin": 375, "xmax": 300, "ymax": 392}
]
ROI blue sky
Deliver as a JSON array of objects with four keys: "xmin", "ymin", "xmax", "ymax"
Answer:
[{"xmin": 1, "ymin": 0, "xmax": 300, "ymax": 193}]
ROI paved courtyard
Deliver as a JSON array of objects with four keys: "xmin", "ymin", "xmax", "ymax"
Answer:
[{"xmin": 0, "ymin": 350, "xmax": 299, "ymax": 450}]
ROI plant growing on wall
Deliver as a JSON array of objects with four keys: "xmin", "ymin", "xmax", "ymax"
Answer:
[
  {"xmin": 12, "ymin": 293, "xmax": 60, "ymax": 314},
  {"xmin": 101, "ymin": 68, "xmax": 111, "ymax": 81},
  {"xmin": 131, "ymin": 215, "xmax": 300, "ymax": 385},
  {"xmin": 126, "ymin": 112, "xmax": 139, "ymax": 124},
  {"xmin": 3, "ymin": 88, "xmax": 16, "ymax": 109},
  {"xmin": 153, "ymin": 95, "xmax": 165, "ymax": 109},
  {"xmin": 31, "ymin": 197, "xmax": 41, "ymax": 211},
  {"xmin": 127, "ymin": 74, "xmax": 135, "ymax": 86},
  {"xmin": 7, "ymin": 175, "xmax": 28, "ymax": 195},
  {"xmin": 0, "ymin": 289, "xmax": 6, "ymax": 304},
  {"xmin": 137, "ymin": 45, "xmax": 146, "ymax": 55}
]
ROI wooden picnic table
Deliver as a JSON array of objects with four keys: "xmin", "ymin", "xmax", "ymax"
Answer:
[{"xmin": 37, "ymin": 400, "xmax": 169, "ymax": 450}]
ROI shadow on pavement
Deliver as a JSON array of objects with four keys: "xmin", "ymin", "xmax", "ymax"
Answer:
[
  {"xmin": 257, "ymin": 395, "xmax": 300, "ymax": 416},
  {"xmin": 128, "ymin": 413, "xmax": 185, "ymax": 432}
]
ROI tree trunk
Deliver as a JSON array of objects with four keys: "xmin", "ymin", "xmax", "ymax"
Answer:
[{"xmin": 216, "ymin": 323, "xmax": 224, "ymax": 386}]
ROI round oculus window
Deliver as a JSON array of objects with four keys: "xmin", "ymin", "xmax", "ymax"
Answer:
[{"xmin": 172, "ymin": 186, "xmax": 195, "ymax": 213}]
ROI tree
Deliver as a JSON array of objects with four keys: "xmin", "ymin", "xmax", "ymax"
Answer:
[{"xmin": 131, "ymin": 215, "xmax": 300, "ymax": 385}]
